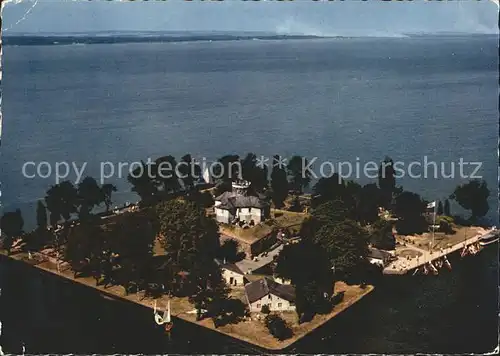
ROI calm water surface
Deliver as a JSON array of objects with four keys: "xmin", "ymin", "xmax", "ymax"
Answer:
[{"xmin": 0, "ymin": 35, "xmax": 498, "ymax": 353}]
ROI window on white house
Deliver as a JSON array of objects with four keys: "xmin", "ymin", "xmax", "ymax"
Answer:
[
  {"xmin": 256, "ymin": 304, "xmax": 261, "ymax": 309},
  {"xmin": 278, "ymin": 303, "xmax": 282, "ymax": 308},
  {"xmin": 290, "ymin": 302, "xmax": 295, "ymax": 306}
]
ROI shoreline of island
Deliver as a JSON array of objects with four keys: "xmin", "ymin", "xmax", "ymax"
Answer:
[{"xmin": 0, "ymin": 250, "xmax": 374, "ymax": 352}]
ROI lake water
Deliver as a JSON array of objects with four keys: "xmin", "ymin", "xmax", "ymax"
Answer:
[{"xmin": 0, "ymin": 35, "xmax": 498, "ymax": 353}]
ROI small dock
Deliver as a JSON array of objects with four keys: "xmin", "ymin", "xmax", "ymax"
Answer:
[{"xmin": 383, "ymin": 227, "xmax": 498, "ymax": 275}]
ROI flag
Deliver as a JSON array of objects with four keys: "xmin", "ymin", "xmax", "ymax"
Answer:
[{"xmin": 427, "ymin": 201, "xmax": 436, "ymax": 209}]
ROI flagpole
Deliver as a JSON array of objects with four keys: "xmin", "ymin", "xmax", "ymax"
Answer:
[{"xmin": 432, "ymin": 200, "xmax": 437, "ymax": 250}]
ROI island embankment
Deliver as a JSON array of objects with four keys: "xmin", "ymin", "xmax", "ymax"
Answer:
[{"xmin": 0, "ymin": 250, "xmax": 373, "ymax": 352}]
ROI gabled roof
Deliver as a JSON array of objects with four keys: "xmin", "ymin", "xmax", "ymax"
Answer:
[
  {"xmin": 215, "ymin": 191, "xmax": 268, "ymax": 210},
  {"xmin": 244, "ymin": 277, "xmax": 295, "ymax": 303},
  {"xmin": 215, "ymin": 258, "xmax": 245, "ymax": 275}
]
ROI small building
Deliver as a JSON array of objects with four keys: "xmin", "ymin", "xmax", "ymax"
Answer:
[
  {"xmin": 214, "ymin": 181, "xmax": 270, "ymax": 224},
  {"xmin": 244, "ymin": 277, "xmax": 296, "ymax": 313},
  {"xmin": 215, "ymin": 259, "xmax": 246, "ymax": 287},
  {"xmin": 368, "ymin": 247, "xmax": 394, "ymax": 267}
]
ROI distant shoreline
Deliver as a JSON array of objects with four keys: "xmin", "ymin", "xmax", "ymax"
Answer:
[{"xmin": 3, "ymin": 32, "xmax": 497, "ymax": 47}]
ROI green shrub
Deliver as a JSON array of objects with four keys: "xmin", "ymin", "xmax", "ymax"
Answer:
[{"xmin": 264, "ymin": 314, "xmax": 293, "ymax": 340}]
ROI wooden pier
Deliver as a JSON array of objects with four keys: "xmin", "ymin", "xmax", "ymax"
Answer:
[{"xmin": 383, "ymin": 228, "xmax": 498, "ymax": 275}]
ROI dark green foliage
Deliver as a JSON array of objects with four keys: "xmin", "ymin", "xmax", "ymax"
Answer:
[
  {"xmin": 178, "ymin": 154, "xmax": 202, "ymax": 191},
  {"xmin": 312, "ymin": 178, "xmax": 379, "ymax": 225},
  {"xmin": 36, "ymin": 200, "xmax": 48, "ymax": 231},
  {"xmin": 45, "ymin": 181, "xmax": 79, "ymax": 225},
  {"xmin": 213, "ymin": 155, "xmax": 241, "ymax": 185},
  {"xmin": 439, "ymin": 219, "xmax": 454, "ymax": 234},
  {"xmin": 378, "ymin": 156, "xmax": 396, "ymax": 209},
  {"xmin": 1, "ymin": 209, "xmax": 24, "ymax": 254},
  {"xmin": 444, "ymin": 199, "xmax": 451, "ymax": 216},
  {"xmin": 270, "ymin": 155, "xmax": 288, "ymax": 208},
  {"xmin": 265, "ymin": 314, "xmax": 293, "ymax": 340},
  {"xmin": 261, "ymin": 304, "xmax": 271, "ymax": 314},
  {"xmin": 313, "ymin": 219, "xmax": 370, "ymax": 280},
  {"xmin": 127, "ymin": 160, "xmax": 159, "ymax": 205},
  {"xmin": 217, "ymin": 238, "xmax": 244, "ymax": 263},
  {"xmin": 370, "ymin": 219, "xmax": 395, "ymax": 250},
  {"xmin": 393, "ymin": 191, "xmax": 428, "ymax": 234},
  {"xmin": 450, "ymin": 180, "xmax": 490, "ymax": 221},
  {"xmin": 437, "ymin": 200, "xmax": 444, "ymax": 215},
  {"xmin": 287, "ymin": 155, "xmax": 311, "ymax": 194},
  {"xmin": 78, "ymin": 176, "xmax": 105, "ymax": 220},
  {"xmin": 156, "ymin": 199, "xmax": 220, "ymax": 271},
  {"xmin": 154, "ymin": 155, "xmax": 181, "ymax": 193},
  {"xmin": 241, "ymin": 152, "xmax": 268, "ymax": 192},
  {"xmin": 101, "ymin": 183, "xmax": 117, "ymax": 212},
  {"xmin": 275, "ymin": 239, "xmax": 334, "ymax": 320},
  {"xmin": 312, "ymin": 200, "xmax": 349, "ymax": 225}
]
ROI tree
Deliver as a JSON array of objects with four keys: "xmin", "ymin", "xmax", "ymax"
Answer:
[
  {"xmin": 241, "ymin": 152, "xmax": 268, "ymax": 193},
  {"xmin": 265, "ymin": 314, "xmax": 293, "ymax": 340},
  {"xmin": 78, "ymin": 176, "xmax": 105, "ymax": 220},
  {"xmin": 101, "ymin": 183, "xmax": 117, "ymax": 212},
  {"xmin": 127, "ymin": 160, "xmax": 159, "ymax": 206},
  {"xmin": 356, "ymin": 183, "xmax": 381, "ymax": 225},
  {"xmin": 313, "ymin": 219, "xmax": 370, "ymax": 280},
  {"xmin": 274, "ymin": 239, "xmax": 334, "ymax": 319},
  {"xmin": 393, "ymin": 191, "xmax": 427, "ymax": 234},
  {"xmin": 444, "ymin": 199, "xmax": 451, "ymax": 216},
  {"xmin": 217, "ymin": 238, "xmax": 243, "ymax": 263},
  {"xmin": 213, "ymin": 155, "xmax": 241, "ymax": 186},
  {"xmin": 156, "ymin": 200, "xmax": 220, "ymax": 271},
  {"xmin": 45, "ymin": 181, "xmax": 79, "ymax": 227},
  {"xmin": 369, "ymin": 219, "xmax": 395, "ymax": 250},
  {"xmin": 437, "ymin": 200, "xmax": 444, "ymax": 215},
  {"xmin": 287, "ymin": 155, "xmax": 311, "ymax": 194},
  {"xmin": 108, "ymin": 211, "xmax": 156, "ymax": 291},
  {"xmin": 312, "ymin": 174, "xmax": 346, "ymax": 207},
  {"xmin": 154, "ymin": 155, "xmax": 181, "ymax": 194},
  {"xmin": 1, "ymin": 209, "xmax": 24, "ymax": 254},
  {"xmin": 312, "ymin": 200, "xmax": 349, "ymax": 225},
  {"xmin": 450, "ymin": 180, "xmax": 490, "ymax": 221},
  {"xmin": 270, "ymin": 155, "xmax": 288, "ymax": 208},
  {"xmin": 378, "ymin": 156, "xmax": 396, "ymax": 209},
  {"xmin": 36, "ymin": 200, "xmax": 48, "ymax": 231},
  {"xmin": 65, "ymin": 216, "xmax": 102, "ymax": 278},
  {"xmin": 178, "ymin": 154, "xmax": 201, "ymax": 191}
]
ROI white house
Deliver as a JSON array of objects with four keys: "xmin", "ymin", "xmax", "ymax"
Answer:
[
  {"xmin": 214, "ymin": 181, "xmax": 270, "ymax": 224},
  {"xmin": 244, "ymin": 277, "xmax": 296, "ymax": 313},
  {"xmin": 215, "ymin": 259, "xmax": 246, "ymax": 287}
]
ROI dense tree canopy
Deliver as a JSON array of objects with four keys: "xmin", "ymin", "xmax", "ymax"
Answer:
[
  {"xmin": 450, "ymin": 180, "xmax": 490, "ymax": 221},
  {"xmin": 287, "ymin": 155, "xmax": 311, "ymax": 194},
  {"xmin": 36, "ymin": 200, "xmax": 48, "ymax": 231},
  {"xmin": 241, "ymin": 152, "xmax": 268, "ymax": 193},
  {"xmin": 369, "ymin": 219, "xmax": 395, "ymax": 250},
  {"xmin": 312, "ymin": 219, "xmax": 370, "ymax": 280},
  {"xmin": 378, "ymin": 156, "xmax": 397, "ymax": 209},
  {"xmin": 45, "ymin": 181, "xmax": 79, "ymax": 225},
  {"xmin": 270, "ymin": 155, "xmax": 288, "ymax": 208},
  {"xmin": 127, "ymin": 161, "xmax": 159, "ymax": 206},
  {"xmin": 1, "ymin": 209, "xmax": 24, "ymax": 254},
  {"xmin": 393, "ymin": 191, "xmax": 428, "ymax": 234}
]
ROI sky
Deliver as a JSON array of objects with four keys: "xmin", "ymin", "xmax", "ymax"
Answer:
[{"xmin": 1, "ymin": 0, "xmax": 499, "ymax": 36}]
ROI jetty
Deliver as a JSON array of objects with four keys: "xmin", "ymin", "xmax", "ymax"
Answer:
[{"xmin": 383, "ymin": 227, "xmax": 498, "ymax": 275}]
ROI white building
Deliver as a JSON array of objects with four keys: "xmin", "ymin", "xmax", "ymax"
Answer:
[
  {"xmin": 215, "ymin": 259, "xmax": 246, "ymax": 287},
  {"xmin": 244, "ymin": 277, "xmax": 296, "ymax": 313},
  {"xmin": 214, "ymin": 181, "xmax": 270, "ymax": 224}
]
